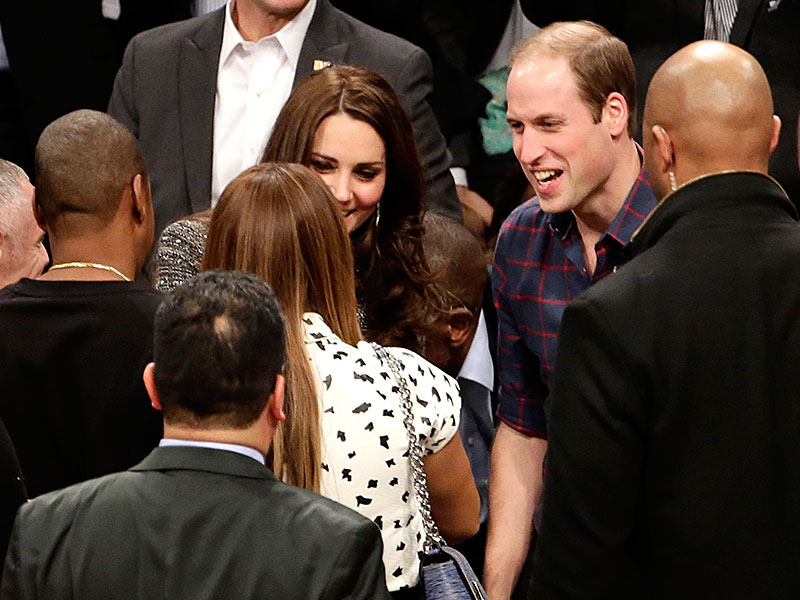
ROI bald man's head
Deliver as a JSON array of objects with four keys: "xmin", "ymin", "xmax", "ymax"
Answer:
[{"xmin": 643, "ymin": 41, "xmax": 780, "ymax": 199}]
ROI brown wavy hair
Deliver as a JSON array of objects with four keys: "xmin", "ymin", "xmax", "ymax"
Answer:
[
  {"xmin": 201, "ymin": 163, "xmax": 362, "ymax": 492},
  {"xmin": 262, "ymin": 64, "xmax": 445, "ymax": 351}
]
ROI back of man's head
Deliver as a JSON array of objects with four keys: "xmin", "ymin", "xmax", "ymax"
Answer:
[
  {"xmin": 422, "ymin": 214, "xmax": 488, "ymax": 375},
  {"xmin": 511, "ymin": 20, "xmax": 637, "ymax": 138},
  {"xmin": 424, "ymin": 214, "xmax": 487, "ymax": 311},
  {"xmin": 34, "ymin": 109, "xmax": 148, "ymax": 237},
  {"xmin": 153, "ymin": 271, "xmax": 286, "ymax": 429},
  {"xmin": 643, "ymin": 41, "xmax": 778, "ymax": 199},
  {"xmin": 0, "ymin": 159, "xmax": 47, "ymax": 286}
]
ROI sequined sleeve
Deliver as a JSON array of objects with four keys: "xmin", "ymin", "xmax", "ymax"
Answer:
[{"xmin": 153, "ymin": 219, "xmax": 209, "ymax": 292}]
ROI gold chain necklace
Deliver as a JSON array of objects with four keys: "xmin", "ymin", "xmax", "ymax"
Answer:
[{"xmin": 48, "ymin": 262, "xmax": 131, "ymax": 282}]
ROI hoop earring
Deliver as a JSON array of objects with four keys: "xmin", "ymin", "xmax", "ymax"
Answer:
[
  {"xmin": 374, "ymin": 202, "xmax": 381, "ymax": 229},
  {"xmin": 668, "ymin": 171, "xmax": 678, "ymax": 192}
]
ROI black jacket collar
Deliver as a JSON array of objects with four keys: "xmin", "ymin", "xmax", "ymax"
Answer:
[
  {"xmin": 629, "ymin": 171, "xmax": 797, "ymax": 259},
  {"xmin": 130, "ymin": 446, "xmax": 277, "ymax": 482}
]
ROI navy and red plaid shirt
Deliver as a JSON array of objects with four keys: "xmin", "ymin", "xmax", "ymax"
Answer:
[{"xmin": 491, "ymin": 170, "xmax": 657, "ymax": 438}]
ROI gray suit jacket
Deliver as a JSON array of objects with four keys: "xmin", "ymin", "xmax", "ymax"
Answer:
[
  {"xmin": 0, "ymin": 446, "xmax": 390, "ymax": 600},
  {"xmin": 108, "ymin": 0, "xmax": 460, "ymax": 240}
]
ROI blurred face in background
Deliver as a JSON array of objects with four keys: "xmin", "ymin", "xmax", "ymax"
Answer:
[{"xmin": 0, "ymin": 179, "xmax": 48, "ymax": 287}]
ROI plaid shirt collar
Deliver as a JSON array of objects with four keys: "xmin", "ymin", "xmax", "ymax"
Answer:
[{"xmin": 547, "ymin": 143, "xmax": 651, "ymax": 248}]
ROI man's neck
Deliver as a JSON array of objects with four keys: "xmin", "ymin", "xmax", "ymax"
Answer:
[
  {"xmin": 41, "ymin": 239, "xmax": 138, "ymax": 282},
  {"xmin": 163, "ymin": 423, "xmax": 271, "ymax": 457},
  {"xmin": 573, "ymin": 140, "xmax": 642, "ymax": 275},
  {"xmin": 232, "ymin": 0, "xmax": 304, "ymax": 41}
]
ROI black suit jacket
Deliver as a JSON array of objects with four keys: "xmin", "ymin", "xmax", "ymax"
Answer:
[
  {"xmin": 0, "ymin": 446, "xmax": 390, "ymax": 600},
  {"xmin": 108, "ymin": 0, "xmax": 460, "ymax": 241},
  {"xmin": 520, "ymin": 0, "xmax": 800, "ymax": 201},
  {"xmin": 0, "ymin": 419, "xmax": 25, "ymax": 587},
  {"xmin": 531, "ymin": 172, "xmax": 800, "ymax": 598}
]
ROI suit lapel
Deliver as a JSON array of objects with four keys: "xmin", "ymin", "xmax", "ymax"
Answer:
[
  {"xmin": 294, "ymin": 0, "xmax": 348, "ymax": 88},
  {"xmin": 179, "ymin": 10, "xmax": 225, "ymax": 214},
  {"xmin": 730, "ymin": 0, "xmax": 767, "ymax": 46}
]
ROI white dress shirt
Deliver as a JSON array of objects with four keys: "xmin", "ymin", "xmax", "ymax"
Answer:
[
  {"xmin": 211, "ymin": 0, "xmax": 316, "ymax": 206},
  {"xmin": 159, "ymin": 437, "xmax": 266, "ymax": 464},
  {"xmin": 458, "ymin": 309, "xmax": 494, "ymax": 392}
]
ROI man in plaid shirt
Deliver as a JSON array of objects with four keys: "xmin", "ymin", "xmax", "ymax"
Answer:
[{"xmin": 483, "ymin": 22, "xmax": 658, "ymax": 600}]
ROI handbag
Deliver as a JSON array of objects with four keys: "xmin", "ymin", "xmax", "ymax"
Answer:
[{"xmin": 372, "ymin": 344, "xmax": 488, "ymax": 600}]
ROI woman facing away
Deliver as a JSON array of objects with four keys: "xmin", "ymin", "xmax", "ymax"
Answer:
[
  {"xmin": 261, "ymin": 64, "xmax": 448, "ymax": 354},
  {"xmin": 201, "ymin": 163, "xmax": 479, "ymax": 597}
]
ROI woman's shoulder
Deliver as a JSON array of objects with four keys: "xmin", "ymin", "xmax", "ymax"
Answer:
[
  {"xmin": 381, "ymin": 345, "xmax": 458, "ymax": 389},
  {"xmin": 160, "ymin": 216, "xmax": 210, "ymax": 243},
  {"xmin": 154, "ymin": 217, "xmax": 210, "ymax": 292}
]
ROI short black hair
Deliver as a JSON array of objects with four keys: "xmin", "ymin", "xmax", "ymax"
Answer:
[
  {"xmin": 34, "ymin": 109, "xmax": 148, "ymax": 234},
  {"xmin": 153, "ymin": 270, "xmax": 286, "ymax": 428}
]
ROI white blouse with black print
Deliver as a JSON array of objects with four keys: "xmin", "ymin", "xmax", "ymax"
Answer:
[{"xmin": 302, "ymin": 312, "xmax": 460, "ymax": 592}]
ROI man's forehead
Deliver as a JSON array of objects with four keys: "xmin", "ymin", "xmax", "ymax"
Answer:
[
  {"xmin": 507, "ymin": 56, "xmax": 581, "ymax": 118},
  {"xmin": 510, "ymin": 54, "xmax": 573, "ymax": 84}
]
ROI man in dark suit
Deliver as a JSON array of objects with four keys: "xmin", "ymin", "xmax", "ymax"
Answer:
[
  {"xmin": 519, "ymin": 0, "xmax": 800, "ymax": 205},
  {"xmin": 531, "ymin": 41, "xmax": 800, "ymax": 598},
  {"xmin": 1, "ymin": 270, "xmax": 390, "ymax": 600},
  {"xmin": 108, "ymin": 0, "xmax": 460, "ymax": 243}
]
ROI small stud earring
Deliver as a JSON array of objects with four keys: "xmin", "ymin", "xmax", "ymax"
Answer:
[{"xmin": 668, "ymin": 171, "xmax": 678, "ymax": 192}]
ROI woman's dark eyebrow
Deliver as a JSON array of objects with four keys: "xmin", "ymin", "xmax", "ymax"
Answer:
[{"xmin": 309, "ymin": 152, "xmax": 338, "ymax": 162}]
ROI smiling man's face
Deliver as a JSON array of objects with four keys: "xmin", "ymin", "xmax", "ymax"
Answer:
[{"xmin": 507, "ymin": 56, "xmax": 618, "ymax": 216}]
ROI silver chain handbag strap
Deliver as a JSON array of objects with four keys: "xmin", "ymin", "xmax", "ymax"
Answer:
[{"xmin": 371, "ymin": 343, "xmax": 445, "ymax": 552}]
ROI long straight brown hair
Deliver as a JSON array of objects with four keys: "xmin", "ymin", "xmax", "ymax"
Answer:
[{"xmin": 201, "ymin": 163, "xmax": 362, "ymax": 492}]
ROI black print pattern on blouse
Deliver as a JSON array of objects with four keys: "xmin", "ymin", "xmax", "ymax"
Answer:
[{"xmin": 303, "ymin": 313, "xmax": 460, "ymax": 588}]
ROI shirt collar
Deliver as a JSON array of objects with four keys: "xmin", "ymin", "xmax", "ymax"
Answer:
[
  {"xmin": 159, "ymin": 438, "xmax": 266, "ymax": 465},
  {"xmin": 220, "ymin": 0, "xmax": 316, "ymax": 68},
  {"xmin": 548, "ymin": 142, "xmax": 655, "ymax": 247},
  {"xmin": 457, "ymin": 310, "xmax": 494, "ymax": 391}
]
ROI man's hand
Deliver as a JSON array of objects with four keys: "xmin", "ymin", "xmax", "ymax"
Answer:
[
  {"xmin": 483, "ymin": 423, "xmax": 547, "ymax": 600},
  {"xmin": 457, "ymin": 185, "xmax": 493, "ymax": 246}
]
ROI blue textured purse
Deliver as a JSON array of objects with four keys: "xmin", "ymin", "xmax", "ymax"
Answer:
[{"xmin": 373, "ymin": 344, "xmax": 488, "ymax": 600}]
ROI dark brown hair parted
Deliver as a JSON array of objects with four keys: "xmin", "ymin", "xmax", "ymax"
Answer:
[
  {"xmin": 262, "ymin": 64, "xmax": 447, "ymax": 351},
  {"xmin": 511, "ymin": 21, "xmax": 637, "ymax": 138},
  {"xmin": 202, "ymin": 163, "xmax": 362, "ymax": 492},
  {"xmin": 34, "ymin": 109, "xmax": 148, "ymax": 235}
]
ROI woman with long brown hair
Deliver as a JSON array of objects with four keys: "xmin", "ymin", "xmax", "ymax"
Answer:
[
  {"xmin": 202, "ymin": 163, "xmax": 479, "ymax": 596},
  {"xmin": 261, "ymin": 64, "xmax": 447, "ymax": 353}
]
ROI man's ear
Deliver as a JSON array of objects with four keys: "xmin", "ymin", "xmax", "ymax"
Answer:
[
  {"xmin": 32, "ymin": 188, "xmax": 47, "ymax": 233},
  {"xmin": 143, "ymin": 362, "xmax": 162, "ymax": 411},
  {"xmin": 651, "ymin": 125, "xmax": 675, "ymax": 174},
  {"xmin": 602, "ymin": 92, "xmax": 629, "ymax": 138},
  {"xmin": 268, "ymin": 374, "xmax": 286, "ymax": 424},
  {"xmin": 771, "ymin": 114, "xmax": 781, "ymax": 155},
  {"xmin": 448, "ymin": 308, "xmax": 476, "ymax": 348},
  {"xmin": 131, "ymin": 174, "xmax": 148, "ymax": 225}
]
